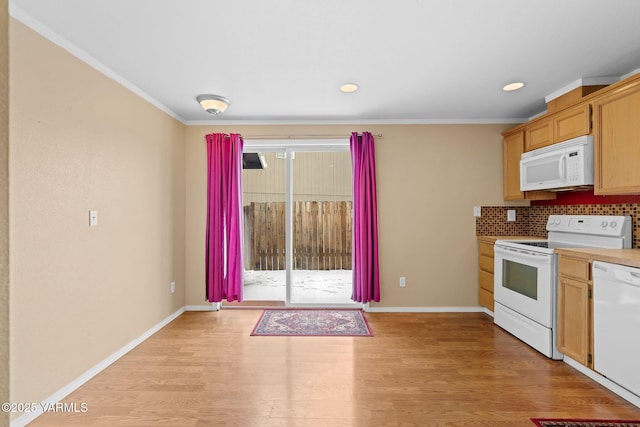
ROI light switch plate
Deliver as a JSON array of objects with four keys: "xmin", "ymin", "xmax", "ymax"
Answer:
[
  {"xmin": 507, "ymin": 210, "xmax": 516, "ymax": 222},
  {"xmin": 89, "ymin": 210, "xmax": 98, "ymax": 226},
  {"xmin": 473, "ymin": 206, "xmax": 481, "ymax": 217}
]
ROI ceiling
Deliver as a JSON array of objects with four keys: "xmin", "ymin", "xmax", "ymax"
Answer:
[{"xmin": 9, "ymin": 0, "xmax": 640, "ymax": 125}]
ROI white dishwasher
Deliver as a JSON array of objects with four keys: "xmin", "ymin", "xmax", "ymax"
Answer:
[{"xmin": 593, "ymin": 261, "xmax": 640, "ymax": 397}]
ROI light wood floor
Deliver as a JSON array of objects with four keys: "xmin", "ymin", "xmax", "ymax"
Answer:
[{"xmin": 29, "ymin": 311, "xmax": 640, "ymax": 426}]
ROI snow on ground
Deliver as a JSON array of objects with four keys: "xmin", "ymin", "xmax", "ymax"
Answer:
[{"xmin": 243, "ymin": 269, "xmax": 353, "ymax": 304}]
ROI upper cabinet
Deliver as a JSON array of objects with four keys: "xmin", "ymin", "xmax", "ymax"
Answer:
[
  {"xmin": 553, "ymin": 103, "xmax": 591, "ymax": 143},
  {"xmin": 593, "ymin": 76, "xmax": 640, "ymax": 195},
  {"xmin": 502, "ymin": 72, "xmax": 640, "ymax": 197},
  {"xmin": 525, "ymin": 118, "xmax": 553, "ymax": 151},
  {"xmin": 503, "ymin": 131, "xmax": 524, "ymax": 200},
  {"xmin": 525, "ymin": 103, "xmax": 591, "ymax": 152}
]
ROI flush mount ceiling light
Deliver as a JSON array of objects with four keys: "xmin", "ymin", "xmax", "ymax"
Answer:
[
  {"xmin": 340, "ymin": 83, "xmax": 359, "ymax": 93},
  {"xmin": 503, "ymin": 82, "xmax": 526, "ymax": 92},
  {"xmin": 196, "ymin": 94, "xmax": 231, "ymax": 115}
]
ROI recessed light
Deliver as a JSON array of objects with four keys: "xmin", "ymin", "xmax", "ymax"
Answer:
[
  {"xmin": 503, "ymin": 82, "xmax": 526, "ymax": 92},
  {"xmin": 340, "ymin": 83, "xmax": 359, "ymax": 93}
]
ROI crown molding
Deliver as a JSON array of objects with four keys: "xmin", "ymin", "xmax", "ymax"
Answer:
[
  {"xmin": 184, "ymin": 117, "xmax": 526, "ymax": 126},
  {"xmin": 9, "ymin": 4, "xmax": 187, "ymax": 124},
  {"xmin": 544, "ymin": 76, "xmax": 619, "ymax": 104}
]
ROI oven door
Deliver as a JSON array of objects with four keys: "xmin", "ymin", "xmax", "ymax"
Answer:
[{"xmin": 493, "ymin": 245, "xmax": 554, "ymax": 328}]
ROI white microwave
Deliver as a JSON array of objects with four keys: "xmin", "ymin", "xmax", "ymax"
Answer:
[{"xmin": 520, "ymin": 135, "xmax": 594, "ymax": 191}]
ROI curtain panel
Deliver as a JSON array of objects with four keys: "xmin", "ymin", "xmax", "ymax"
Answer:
[
  {"xmin": 350, "ymin": 132, "xmax": 380, "ymax": 303},
  {"xmin": 205, "ymin": 133, "xmax": 244, "ymax": 302}
]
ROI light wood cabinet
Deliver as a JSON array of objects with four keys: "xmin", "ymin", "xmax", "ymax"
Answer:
[
  {"xmin": 503, "ymin": 131, "xmax": 524, "ymax": 200},
  {"xmin": 593, "ymin": 78, "xmax": 640, "ymax": 195},
  {"xmin": 525, "ymin": 118, "xmax": 553, "ymax": 151},
  {"xmin": 525, "ymin": 103, "xmax": 591, "ymax": 152},
  {"xmin": 502, "ymin": 72, "xmax": 640, "ymax": 197},
  {"xmin": 557, "ymin": 254, "xmax": 592, "ymax": 367},
  {"xmin": 478, "ymin": 240, "xmax": 494, "ymax": 311},
  {"xmin": 553, "ymin": 103, "xmax": 591, "ymax": 143}
]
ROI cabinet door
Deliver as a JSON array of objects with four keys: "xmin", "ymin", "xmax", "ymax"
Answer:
[
  {"xmin": 525, "ymin": 119, "xmax": 553, "ymax": 151},
  {"xmin": 503, "ymin": 132, "xmax": 524, "ymax": 200},
  {"xmin": 553, "ymin": 103, "xmax": 591, "ymax": 143},
  {"xmin": 479, "ymin": 288, "xmax": 494, "ymax": 311},
  {"xmin": 557, "ymin": 276, "xmax": 590, "ymax": 366},
  {"xmin": 594, "ymin": 81, "xmax": 640, "ymax": 194},
  {"xmin": 558, "ymin": 255, "xmax": 590, "ymax": 281},
  {"xmin": 478, "ymin": 241, "xmax": 494, "ymax": 311}
]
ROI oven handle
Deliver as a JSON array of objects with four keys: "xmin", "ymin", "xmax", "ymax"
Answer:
[{"xmin": 494, "ymin": 245, "xmax": 553, "ymax": 264}]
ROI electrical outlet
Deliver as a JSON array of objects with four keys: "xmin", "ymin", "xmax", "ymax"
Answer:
[
  {"xmin": 399, "ymin": 277, "xmax": 406, "ymax": 288},
  {"xmin": 473, "ymin": 206, "xmax": 481, "ymax": 217},
  {"xmin": 170, "ymin": 281, "xmax": 176, "ymax": 294},
  {"xmin": 507, "ymin": 210, "xmax": 516, "ymax": 222}
]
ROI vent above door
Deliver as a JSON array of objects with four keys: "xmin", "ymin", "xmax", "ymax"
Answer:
[{"xmin": 242, "ymin": 153, "xmax": 267, "ymax": 169}]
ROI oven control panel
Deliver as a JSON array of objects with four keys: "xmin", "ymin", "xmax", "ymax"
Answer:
[{"xmin": 546, "ymin": 215, "xmax": 631, "ymax": 237}]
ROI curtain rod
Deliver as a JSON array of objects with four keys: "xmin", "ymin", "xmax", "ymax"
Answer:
[{"xmin": 242, "ymin": 133, "xmax": 382, "ymax": 140}]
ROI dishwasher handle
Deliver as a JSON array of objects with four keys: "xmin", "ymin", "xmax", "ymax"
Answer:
[
  {"xmin": 594, "ymin": 261, "xmax": 640, "ymax": 287},
  {"xmin": 613, "ymin": 269, "xmax": 640, "ymax": 287}
]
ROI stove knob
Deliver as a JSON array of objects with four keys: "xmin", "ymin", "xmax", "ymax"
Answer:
[
  {"xmin": 554, "ymin": 219, "xmax": 561, "ymax": 225},
  {"xmin": 610, "ymin": 221, "xmax": 617, "ymax": 228},
  {"xmin": 601, "ymin": 220, "xmax": 609, "ymax": 228}
]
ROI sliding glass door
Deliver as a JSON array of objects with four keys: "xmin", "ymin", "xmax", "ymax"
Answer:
[
  {"xmin": 241, "ymin": 152, "xmax": 286, "ymax": 302},
  {"xmin": 290, "ymin": 151, "xmax": 353, "ymax": 304},
  {"xmin": 242, "ymin": 141, "xmax": 357, "ymax": 307}
]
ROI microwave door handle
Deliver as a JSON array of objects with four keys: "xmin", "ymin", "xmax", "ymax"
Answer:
[{"xmin": 559, "ymin": 153, "xmax": 566, "ymax": 179}]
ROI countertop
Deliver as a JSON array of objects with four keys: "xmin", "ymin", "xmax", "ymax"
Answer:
[{"xmin": 555, "ymin": 247, "xmax": 640, "ymax": 269}]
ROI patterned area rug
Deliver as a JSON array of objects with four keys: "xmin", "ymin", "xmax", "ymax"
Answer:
[
  {"xmin": 250, "ymin": 309, "xmax": 373, "ymax": 336},
  {"xmin": 531, "ymin": 419, "xmax": 640, "ymax": 427}
]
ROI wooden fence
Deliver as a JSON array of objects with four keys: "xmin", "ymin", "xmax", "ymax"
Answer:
[{"xmin": 244, "ymin": 201, "xmax": 352, "ymax": 271}]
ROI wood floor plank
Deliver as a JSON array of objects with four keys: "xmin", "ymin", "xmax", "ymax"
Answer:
[{"xmin": 28, "ymin": 311, "xmax": 640, "ymax": 426}]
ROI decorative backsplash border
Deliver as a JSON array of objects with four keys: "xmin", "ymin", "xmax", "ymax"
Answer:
[{"xmin": 476, "ymin": 204, "xmax": 640, "ymax": 249}]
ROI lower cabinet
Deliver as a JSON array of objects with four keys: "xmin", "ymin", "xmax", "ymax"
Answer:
[
  {"xmin": 557, "ymin": 253, "xmax": 592, "ymax": 368},
  {"xmin": 478, "ymin": 238, "xmax": 495, "ymax": 311}
]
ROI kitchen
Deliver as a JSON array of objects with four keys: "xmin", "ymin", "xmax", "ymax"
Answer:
[
  {"xmin": 6, "ymin": 2, "xmax": 640, "ymax": 425},
  {"xmin": 477, "ymin": 70, "xmax": 640, "ymax": 410}
]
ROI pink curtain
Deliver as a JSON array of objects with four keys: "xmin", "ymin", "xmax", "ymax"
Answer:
[
  {"xmin": 350, "ymin": 132, "xmax": 380, "ymax": 303},
  {"xmin": 205, "ymin": 133, "xmax": 244, "ymax": 302}
]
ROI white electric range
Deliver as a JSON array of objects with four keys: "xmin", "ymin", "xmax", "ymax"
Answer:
[{"xmin": 493, "ymin": 214, "xmax": 632, "ymax": 359}]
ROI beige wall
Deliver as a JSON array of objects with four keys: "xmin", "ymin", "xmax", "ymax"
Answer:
[
  {"xmin": 9, "ymin": 19, "xmax": 185, "ymax": 410},
  {"xmin": 1, "ymin": 1, "xmax": 9, "ymax": 426},
  {"xmin": 185, "ymin": 124, "xmax": 511, "ymax": 307}
]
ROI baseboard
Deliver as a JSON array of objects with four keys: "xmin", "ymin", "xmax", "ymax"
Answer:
[
  {"xmin": 11, "ymin": 306, "xmax": 186, "ymax": 427},
  {"xmin": 364, "ymin": 306, "xmax": 486, "ymax": 313},
  {"xmin": 563, "ymin": 356, "xmax": 640, "ymax": 409},
  {"xmin": 185, "ymin": 303, "xmax": 220, "ymax": 311},
  {"xmin": 482, "ymin": 307, "xmax": 495, "ymax": 317}
]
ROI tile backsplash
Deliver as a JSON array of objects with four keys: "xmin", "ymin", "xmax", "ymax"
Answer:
[{"xmin": 476, "ymin": 204, "xmax": 640, "ymax": 249}]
